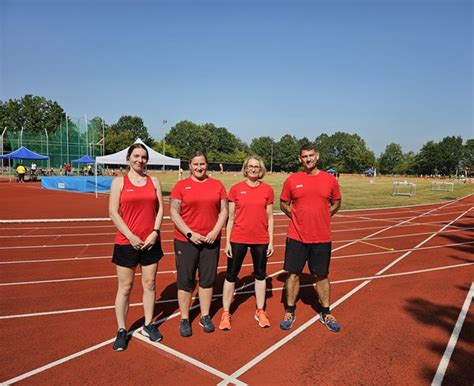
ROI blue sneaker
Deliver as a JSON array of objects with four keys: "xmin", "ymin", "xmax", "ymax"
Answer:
[
  {"xmin": 180, "ymin": 319, "xmax": 192, "ymax": 337},
  {"xmin": 199, "ymin": 315, "xmax": 215, "ymax": 333},
  {"xmin": 142, "ymin": 323, "xmax": 163, "ymax": 342},
  {"xmin": 279, "ymin": 311, "xmax": 296, "ymax": 330},
  {"xmin": 320, "ymin": 312, "xmax": 341, "ymax": 332},
  {"xmin": 113, "ymin": 328, "xmax": 128, "ymax": 351}
]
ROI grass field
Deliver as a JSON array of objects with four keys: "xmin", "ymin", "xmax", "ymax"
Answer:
[{"xmin": 152, "ymin": 172, "xmax": 473, "ymax": 210}]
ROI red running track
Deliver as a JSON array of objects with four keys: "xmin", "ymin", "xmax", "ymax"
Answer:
[{"xmin": 0, "ymin": 182, "xmax": 473, "ymax": 385}]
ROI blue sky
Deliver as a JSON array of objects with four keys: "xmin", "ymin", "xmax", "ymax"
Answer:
[{"xmin": 1, "ymin": 0, "xmax": 472, "ymax": 155}]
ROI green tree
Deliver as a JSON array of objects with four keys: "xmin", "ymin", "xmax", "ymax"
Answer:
[
  {"xmin": 315, "ymin": 131, "xmax": 374, "ymax": 173},
  {"xmin": 0, "ymin": 95, "xmax": 64, "ymax": 134},
  {"xmin": 274, "ymin": 134, "xmax": 300, "ymax": 172},
  {"xmin": 249, "ymin": 136, "xmax": 276, "ymax": 167},
  {"xmin": 414, "ymin": 141, "xmax": 440, "ymax": 175},
  {"xmin": 379, "ymin": 143, "xmax": 404, "ymax": 174},
  {"xmin": 437, "ymin": 136, "xmax": 463, "ymax": 175},
  {"xmin": 462, "ymin": 139, "xmax": 474, "ymax": 175},
  {"xmin": 394, "ymin": 151, "xmax": 416, "ymax": 175},
  {"xmin": 105, "ymin": 115, "xmax": 153, "ymax": 153}
]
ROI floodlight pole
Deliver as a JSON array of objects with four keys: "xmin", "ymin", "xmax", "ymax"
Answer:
[
  {"xmin": 65, "ymin": 113, "xmax": 69, "ymax": 163},
  {"xmin": 270, "ymin": 141, "xmax": 274, "ymax": 173},
  {"xmin": 20, "ymin": 126, "xmax": 24, "ymax": 147},
  {"xmin": 162, "ymin": 120, "xmax": 167, "ymax": 172},
  {"xmin": 1, "ymin": 127, "xmax": 6, "ymax": 171},
  {"xmin": 44, "ymin": 128, "xmax": 50, "ymax": 169},
  {"xmin": 101, "ymin": 118, "xmax": 105, "ymax": 156}
]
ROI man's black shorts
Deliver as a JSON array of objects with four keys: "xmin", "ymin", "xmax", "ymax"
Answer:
[
  {"xmin": 112, "ymin": 243, "xmax": 164, "ymax": 268},
  {"xmin": 283, "ymin": 238, "xmax": 332, "ymax": 276}
]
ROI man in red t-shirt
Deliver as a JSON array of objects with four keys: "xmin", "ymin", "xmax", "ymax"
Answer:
[{"xmin": 279, "ymin": 144, "xmax": 342, "ymax": 332}]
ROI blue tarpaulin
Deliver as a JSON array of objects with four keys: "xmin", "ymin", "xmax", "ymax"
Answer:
[{"xmin": 41, "ymin": 176, "xmax": 113, "ymax": 192}]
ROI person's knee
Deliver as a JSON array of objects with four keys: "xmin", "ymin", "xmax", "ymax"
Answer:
[
  {"xmin": 177, "ymin": 279, "xmax": 195, "ymax": 292},
  {"xmin": 118, "ymin": 281, "xmax": 133, "ymax": 296},
  {"xmin": 225, "ymin": 270, "xmax": 237, "ymax": 283},
  {"xmin": 199, "ymin": 276, "xmax": 216, "ymax": 288},
  {"xmin": 314, "ymin": 274, "xmax": 328, "ymax": 282},
  {"xmin": 287, "ymin": 273, "xmax": 300, "ymax": 282},
  {"xmin": 254, "ymin": 270, "xmax": 267, "ymax": 281},
  {"xmin": 142, "ymin": 278, "xmax": 156, "ymax": 292}
]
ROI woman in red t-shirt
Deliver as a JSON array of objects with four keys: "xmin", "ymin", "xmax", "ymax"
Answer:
[
  {"xmin": 218, "ymin": 155, "xmax": 274, "ymax": 331},
  {"xmin": 170, "ymin": 151, "xmax": 228, "ymax": 337},
  {"xmin": 109, "ymin": 143, "xmax": 165, "ymax": 351}
]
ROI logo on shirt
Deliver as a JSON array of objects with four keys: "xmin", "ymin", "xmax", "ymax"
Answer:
[
  {"xmin": 184, "ymin": 186, "xmax": 192, "ymax": 190},
  {"xmin": 240, "ymin": 191, "xmax": 247, "ymax": 194},
  {"xmin": 126, "ymin": 189, "xmax": 134, "ymax": 192},
  {"xmin": 296, "ymin": 184, "xmax": 304, "ymax": 188}
]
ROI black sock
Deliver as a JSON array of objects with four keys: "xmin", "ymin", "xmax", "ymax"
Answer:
[
  {"xmin": 286, "ymin": 305, "xmax": 296, "ymax": 313},
  {"xmin": 321, "ymin": 306, "xmax": 330, "ymax": 314}
]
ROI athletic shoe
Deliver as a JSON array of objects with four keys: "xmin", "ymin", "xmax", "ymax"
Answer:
[
  {"xmin": 142, "ymin": 323, "xmax": 163, "ymax": 342},
  {"xmin": 255, "ymin": 309, "xmax": 270, "ymax": 328},
  {"xmin": 320, "ymin": 312, "xmax": 341, "ymax": 332},
  {"xmin": 113, "ymin": 328, "xmax": 128, "ymax": 351},
  {"xmin": 180, "ymin": 319, "xmax": 192, "ymax": 337},
  {"xmin": 219, "ymin": 311, "xmax": 232, "ymax": 331},
  {"xmin": 279, "ymin": 311, "xmax": 296, "ymax": 330},
  {"xmin": 199, "ymin": 315, "xmax": 215, "ymax": 333}
]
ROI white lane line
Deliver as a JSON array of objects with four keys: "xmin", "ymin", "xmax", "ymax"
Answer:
[
  {"xmin": 2, "ymin": 239, "xmax": 473, "ymax": 285},
  {"xmin": 217, "ymin": 206, "xmax": 472, "ymax": 385},
  {"xmin": 133, "ymin": 332, "xmax": 247, "ymax": 386},
  {"xmin": 1, "ymin": 270, "xmax": 282, "ymax": 383},
  {"xmin": 431, "ymin": 282, "xmax": 474, "ymax": 386},
  {"xmin": 2, "ymin": 261, "xmax": 471, "ymax": 320},
  {"xmin": 2, "ymin": 338, "xmax": 115, "ymax": 384}
]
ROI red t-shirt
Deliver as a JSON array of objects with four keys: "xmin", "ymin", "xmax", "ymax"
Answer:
[
  {"xmin": 228, "ymin": 181, "xmax": 274, "ymax": 244},
  {"xmin": 171, "ymin": 177, "xmax": 227, "ymax": 242},
  {"xmin": 115, "ymin": 175, "xmax": 158, "ymax": 245},
  {"xmin": 280, "ymin": 170, "xmax": 341, "ymax": 243}
]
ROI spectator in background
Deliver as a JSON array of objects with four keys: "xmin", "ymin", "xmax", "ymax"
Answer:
[{"xmin": 16, "ymin": 162, "xmax": 26, "ymax": 183}]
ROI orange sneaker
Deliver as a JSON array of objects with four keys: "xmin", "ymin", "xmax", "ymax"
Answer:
[
  {"xmin": 219, "ymin": 311, "xmax": 231, "ymax": 330},
  {"xmin": 255, "ymin": 309, "xmax": 270, "ymax": 328}
]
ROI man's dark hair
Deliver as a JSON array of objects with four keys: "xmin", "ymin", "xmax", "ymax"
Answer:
[{"xmin": 299, "ymin": 143, "xmax": 317, "ymax": 155}]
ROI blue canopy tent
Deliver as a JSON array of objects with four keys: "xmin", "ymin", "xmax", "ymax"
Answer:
[
  {"xmin": 71, "ymin": 155, "xmax": 95, "ymax": 163},
  {"xmin": 0, "ymin": 146, "xmax": 49, "ymax": 182},
  {"xmin": 0, "ymin": 146, "xmax": 49, "ymax": 160}
]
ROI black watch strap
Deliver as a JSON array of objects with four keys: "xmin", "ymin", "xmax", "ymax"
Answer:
[
  {"xmin": 153, "ymin": 229, "xmax": 160, "ymax": 234},
  {"xmin": 186, "ymin": 231, "xmax": 193, "ymax": 239}
]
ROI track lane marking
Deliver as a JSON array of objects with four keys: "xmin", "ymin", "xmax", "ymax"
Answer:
[
  {"xmin": 1, "ymin": 262, "xmax": 471, "ymax": 320},
  {"xmin": 432, "ymin": 281, "xmax": 474, "ymax": 386},
  {"xmin": 217, "ymin": 205, "xmax": 472, "ymax": 385}
]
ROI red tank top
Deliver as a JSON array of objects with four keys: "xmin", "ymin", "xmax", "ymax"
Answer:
[{"xmin": 115, "ymin": 175, "xmax": 159, "ymax": 245}]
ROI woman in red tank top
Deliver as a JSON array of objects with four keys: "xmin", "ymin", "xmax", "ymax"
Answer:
[{"xmin": 109, "ymin": 143, "xmax": 165, "ymax": 351}]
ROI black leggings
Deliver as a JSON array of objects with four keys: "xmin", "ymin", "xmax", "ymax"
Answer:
[{"xmin": 226, "ymin": 242, "xmax": 268, "ymax": 282}]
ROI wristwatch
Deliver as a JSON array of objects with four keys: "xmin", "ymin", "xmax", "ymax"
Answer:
[
  {"xmin": 153, "ymin": 229, "xmax": 160, "ymax": 234},
  {"xmin": 186, "ymin": 231, "xmax": 193, "ymax": 239}
]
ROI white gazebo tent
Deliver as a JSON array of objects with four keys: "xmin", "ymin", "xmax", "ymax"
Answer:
[{"xmin": 94, "ymin": 138, "xmax": 181, "ymax": 196}]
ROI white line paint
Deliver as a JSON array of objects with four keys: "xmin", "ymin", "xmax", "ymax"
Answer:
[
  {"xmin": 218, "ymin": 205, "xmax": 472, "ymax": 385},
  {"xmin": 2, "ymin": 239, "xmax": 472, "ymax": 285},
  {"xmin": 2, "ymin": 261, "xmax": 471, "ymax": 321},
  {"xmin": 431, "ymin": 282, "xmax": 474, "ymax": 386},
  {"xmin": 133, "ymin": 332, "xmax": 247, "ymax": 385}
]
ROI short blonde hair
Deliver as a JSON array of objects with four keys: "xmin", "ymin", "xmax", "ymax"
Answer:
[{"xmin": 242, "ymin": 155, "xmax": 266, "ymax": 179}]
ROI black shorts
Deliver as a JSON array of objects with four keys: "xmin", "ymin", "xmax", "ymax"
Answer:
[
  {"xmin": 174, "ymin": 239, "xmax": 220, "ymax": 291},
  {"xmin": 283, "ymin": 238, "xmax": 332, "ymax": 277},
  {"xmin": 112, "ymin": 243, "xmax": 164, "ymax": 268}
]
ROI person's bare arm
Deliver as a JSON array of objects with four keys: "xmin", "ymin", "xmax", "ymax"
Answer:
[
  {"xmin": 330, "ymin": 199, "xmax": 341, "ymax": 217},
  {"xmin": 205, "ymin": 199, "xmax": 229, "ymax": 244},
  {"xmin": 170, "ymin": 198, "xmax": 206, "ymax": 245},
  {"xmin": 141, "ymin": 178, "xmax": 165, "ymax": 250},
  {"xmin": 266, "ymin": 203, "xmax": 274, "ymax": 256},
  {"xmin": 280, "ymin": 199, "xmax": 292, "ymax": 219},
  {"xmin": 225, "ymin": 202, "xmax": 235, "ymax": 257}
]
